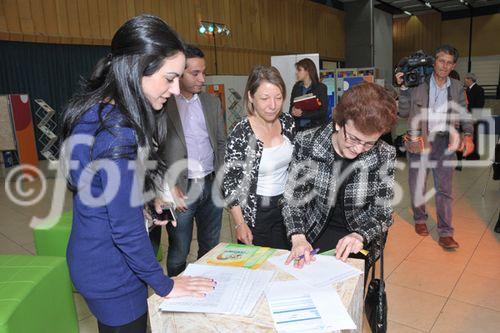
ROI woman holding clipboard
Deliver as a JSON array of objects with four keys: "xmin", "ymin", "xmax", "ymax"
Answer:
[{"xmin": 289, "ymin": 58, "xmax": 329, "ymax": 131}]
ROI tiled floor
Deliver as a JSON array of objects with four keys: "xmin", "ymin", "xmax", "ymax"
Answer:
[{"xmin": 0, "ymin": 159, "xmax": 498, "ymax": 333}]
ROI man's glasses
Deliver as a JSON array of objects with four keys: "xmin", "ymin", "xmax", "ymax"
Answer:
[{"xmin": 342, "ymin": 126, "xmax": 378, "ymax": 150}]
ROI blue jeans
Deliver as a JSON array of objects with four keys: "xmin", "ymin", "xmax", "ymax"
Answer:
[
  {"xmin": 166, "ymin": 179, "xmax": 222, "ymax": 276},
  {"xmin": 408, "ymin": 134, "xmax": 454, "ymax": 237}
]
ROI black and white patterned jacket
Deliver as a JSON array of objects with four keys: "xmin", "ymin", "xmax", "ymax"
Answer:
[
  {"xmin": 282, "ymin": 123, "xmax": 396, "ymax": 265},
  {"xmin": 222, "ymin": 113, "xmax": 296, "ymax": 226}
]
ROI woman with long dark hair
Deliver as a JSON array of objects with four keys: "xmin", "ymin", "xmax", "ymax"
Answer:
[
  {"xmin": 289, "ymin": 58, "xmax": 328, "ymax": 131},
  {"xmin": 61, "ymin": 15, "xmax": 214, "ymax": 332}
]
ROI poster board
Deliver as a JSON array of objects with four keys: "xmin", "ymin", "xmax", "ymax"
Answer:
[
  {"xmin": 8, "ymin": 94, "xmax": 39, "ymax": 170},
  {"xmin": 205, "ymin": 75, "xmax": 248, "ymax": 131},
  {"xmin": 0, "ymin": 95, "xmax": 16, "ymax": 150}
]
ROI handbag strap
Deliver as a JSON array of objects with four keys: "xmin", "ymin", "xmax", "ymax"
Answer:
[
  {"xmin": 380, "ymin": 243, "xmax": 384, "ymax": 281},
  {"xmin": 372, "ymin": 235, "xmax": 385, "ymax": 282}
]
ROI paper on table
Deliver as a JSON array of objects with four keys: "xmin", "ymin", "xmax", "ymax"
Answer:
[
  {"xmin": 265, "ymin": 280, "xmax": 356, "ymax": 332},
  {"xmin": 159, "ymin": 264, "xmax": 275, "ymax": 316},
  {"xmin": 268, "ymin": 253, "xmax": 362, "ymax": 288},
  {"xmin": 266, "ymin": 280, "xmax": 325, "ymax": 333},
  {"xmin": 311, "ymin": 289, "xmax": 356, "ymax": 330}
]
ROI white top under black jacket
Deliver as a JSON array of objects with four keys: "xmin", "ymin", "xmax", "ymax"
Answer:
[{"xmin": 222, "ymin": 113, "xmax": 296, "ymax": 227}]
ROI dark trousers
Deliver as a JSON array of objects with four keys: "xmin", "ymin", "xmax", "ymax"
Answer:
[
  {"xmin": 149, "ymin": 225, "xmax": 161, "ymax": 259},
  {"xmin": 98, "ymin": 312, "xmax": 147, "ymax": 333},
  {"xmin": 244, "ymin": 194, "xmax": 290, "ymax": 250}
]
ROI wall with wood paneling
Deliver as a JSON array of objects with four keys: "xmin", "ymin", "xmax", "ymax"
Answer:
[
  {"xmin": 441, "ymin": 13, "xmax": 500, "ymax": 57},
  {"xmin": 393, "ymin": 12, "xmax": 500, "ymax": 66},
  {"xmin": 393, "ymin": 12, "xmax": 442, "ymax": 66},
  {"xmin": 0, "ymin": 0, "xmax": 345, "ymax": 75}
]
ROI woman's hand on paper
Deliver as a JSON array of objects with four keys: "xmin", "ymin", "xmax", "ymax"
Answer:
[
  {"xmin": 236, "ymin": 223, "xmax": 253, "ymax": 245},
  {"xmin": 165, "ymin": 275, "xmax": 216, "ymax": 299},
  {"xmin": 335, "ymin": 232, "xmax": 364, "ymax": 262},
  {"xmin": 286, "ymin": 234, "xmax": 315, "ymax": 269}
]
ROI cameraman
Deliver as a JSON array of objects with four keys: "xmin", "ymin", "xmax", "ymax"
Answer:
[{"xmin": 395, "ymin": 45, "xmax": 474, "ymax": 249}]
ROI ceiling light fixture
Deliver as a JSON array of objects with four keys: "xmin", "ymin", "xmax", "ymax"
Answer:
[{"xmin": 197, "ymin": 21, "xmax": 232, "ymax": 74}]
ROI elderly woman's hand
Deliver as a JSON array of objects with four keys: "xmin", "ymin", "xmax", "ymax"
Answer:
[
  {"xmin": 286, "ymin": 234, "xmax": 315, "ymax": 269},
  {"xmin": 335, "ymin": 232, "xmax": 364, "ymax": 262}
]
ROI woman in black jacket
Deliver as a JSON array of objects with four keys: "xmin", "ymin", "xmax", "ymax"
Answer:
[
  {"xmin": 289, "ymin": 58, "xmax": 329, "ymax": 131},
  {"xmin": 222, "ymin": 65, "xmax": 295, "ymax": 249}
]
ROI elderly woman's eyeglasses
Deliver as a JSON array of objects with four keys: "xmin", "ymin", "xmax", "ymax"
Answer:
[{"xmin": 342, "ymin": 126, "xmax": 378, "ymax": 150}]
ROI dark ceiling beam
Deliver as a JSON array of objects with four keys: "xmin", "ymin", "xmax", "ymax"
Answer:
[
  {"xmin": 442, "ymin": 3, "xmax": 500, "ymax": 20},
  {"xmin": 415, "ymin": 0, "xmax": 443, "ymax": 14},
  {"xmin": 458, "ymin": 0, "xmax": 474, "ymax": 11},
  {"xmin": 375, "ymin": 0, "xmax": 405, "ymax": 15},
  {"xmin": 308, "ymin": 0, "xmax": 344, "ymax": 11}
]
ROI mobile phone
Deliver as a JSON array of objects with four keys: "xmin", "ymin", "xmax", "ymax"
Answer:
[{"xmin": 148, "ymin": 203, "xmax": 176, "ymax": 222}]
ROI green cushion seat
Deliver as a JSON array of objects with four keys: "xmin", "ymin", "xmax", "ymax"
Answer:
[
  {"xmin": 33, "ymin": 211, "xmax": 73, "ymax": 257},
  {"xmin": 34, "ymin": 211, "xmax": 164, "ymax": 262},
  {"xmin": 0, "ymin": 255, "xmax": 79, "ymax": 333}
]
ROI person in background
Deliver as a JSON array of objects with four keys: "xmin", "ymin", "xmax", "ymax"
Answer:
[
  {"xmin": 464, "ymin": 72, "xmax": 485, "ymax": 160},
  {"xmin": 283, "ymin": 83, "xmax": 397, "ymax": 275},
  {"xmin": 156, "ymin": 45, "xmax": 226, "ymax": 277},
  {"xmin": 61, "ymin": 15, "xmax": 215, "ymax": 333},
  {"xmin": 223, "ymin": 65, "xmax": 295, "ymax": 249},
  {"xmin": 396, "ymin": 45, "xmax": 474, "ymax": 249},
  {"xmin": 289, "ymin": 58, "xmax": 328, "ymax": 131}
]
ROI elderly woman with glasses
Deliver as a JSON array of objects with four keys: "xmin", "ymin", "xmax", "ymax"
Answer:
[{"xmin": 282, "ymin": 82, "xmax": 398, "ymax": 272}]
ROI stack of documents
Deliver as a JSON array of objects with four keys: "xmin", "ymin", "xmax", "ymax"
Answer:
[
  {"xmin": 265, "ymin": 280, "xmax": 356, "ymax": 332},
  {"xmin": 159, "ymin": 264, "xmax": 275, "ymax": 316},
  {"xmin": 268, "ymin": 253, "xmax": 363, "ymax": 288}
]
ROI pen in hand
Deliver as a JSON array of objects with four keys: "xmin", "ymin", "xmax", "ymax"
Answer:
[{"xmin": 295, "ymin": 248, "xmax": 320, "ymax": 261}]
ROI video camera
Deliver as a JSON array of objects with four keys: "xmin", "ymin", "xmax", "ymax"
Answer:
[{"xmin": 396, "ymin": 50, "xmax": 434, "ymax": 87}]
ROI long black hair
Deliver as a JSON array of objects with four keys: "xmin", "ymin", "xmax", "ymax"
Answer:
[{"xmin": 61, "ymin": 15, "xmax": 185, "ymax": 192}]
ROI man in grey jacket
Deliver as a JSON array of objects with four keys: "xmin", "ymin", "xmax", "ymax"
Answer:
[
  {"xmin": 160, "ymin": 45, "xmax": 226, "ymax": 276},
  {"xmin": 396, "ymin": 45, "xmax": 474, "ymax": 249}
]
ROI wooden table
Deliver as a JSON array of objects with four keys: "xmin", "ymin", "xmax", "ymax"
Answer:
[{"xmin": 148, "ymin": 243, "xmax": 364, "ymax": 333}]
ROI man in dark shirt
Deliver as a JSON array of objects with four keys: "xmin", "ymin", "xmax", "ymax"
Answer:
[{"xmin": 464, "ymin": 72, "xmax": 485, "ymax": 160}]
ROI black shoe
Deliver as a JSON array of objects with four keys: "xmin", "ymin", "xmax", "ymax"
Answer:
[
  {"xmin": 455, "ymin": 166, "xmax": 462, "ymax": 171},
  {"xmin": 495, "ymin": 216, "xmax": 500, "ymax": 234}
]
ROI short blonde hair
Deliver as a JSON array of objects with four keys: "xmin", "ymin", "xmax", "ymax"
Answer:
[{"xmin": 243, "ymin": 65, "xmax": 286, "ymax": 115}]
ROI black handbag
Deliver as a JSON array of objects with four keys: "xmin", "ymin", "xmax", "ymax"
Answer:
[{"xmin": 364, "ymin": 246, "xmax": 387, "ymax": 333}]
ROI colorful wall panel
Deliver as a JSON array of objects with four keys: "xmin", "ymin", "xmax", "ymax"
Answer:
[
  {"xmin": 0, "ymin": 95, "xmax": 16, "ymax": 151},
  {"xmin": 8, "ymin": 94, "xmax": 39, "ymax": 169}
]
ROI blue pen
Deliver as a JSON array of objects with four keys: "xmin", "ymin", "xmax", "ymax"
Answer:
[{"xmin": 295, "ymin": 248, "xmax": 320, "ymax": 261}]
